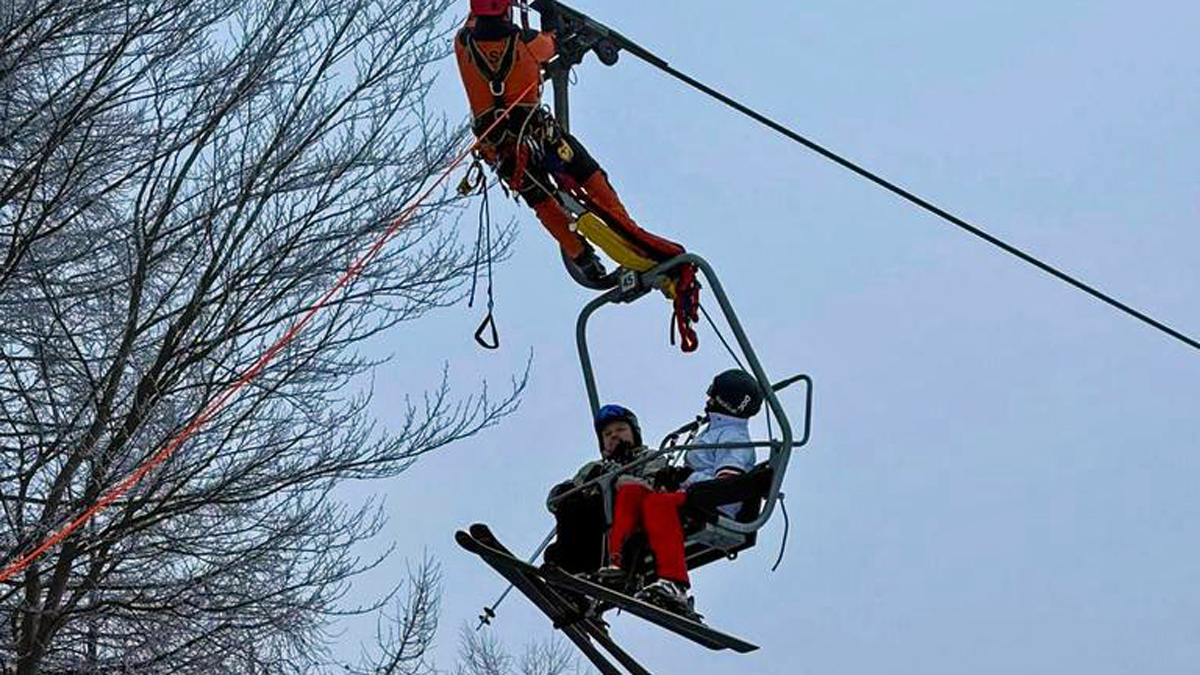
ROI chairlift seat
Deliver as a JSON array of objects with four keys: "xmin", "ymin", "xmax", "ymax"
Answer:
[{"xmin": 680, "ymin": 462, "xmax": 773, "ymax": 570}]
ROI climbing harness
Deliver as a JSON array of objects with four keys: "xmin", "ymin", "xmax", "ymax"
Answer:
[{"xmin": 465, "ymin": 32, "xmax": 521, "ymax": 142}]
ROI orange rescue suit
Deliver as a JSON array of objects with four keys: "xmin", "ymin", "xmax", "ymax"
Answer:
[{"xmin": 453, "ymin": 14, "xmax": 698, "ymax": 351}]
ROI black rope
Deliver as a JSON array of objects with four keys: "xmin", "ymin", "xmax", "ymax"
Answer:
[
  {"xmin": 469, "ymin": 172, "xmax": 499, "ymax": 349},
  {"xmin": 770, "ymin": 492, "xmax": 789, "ymax": 572},
  {"xmin": 699, "ymin": 303, "xmax": 745, "ymax": 370},
  {"xmin": 629, "ymin": 47, "xmax": 1200, "ymax": 353},
  {"xmin": 698, "ymin": 302, "xmax": 779, "ymax": 441}
]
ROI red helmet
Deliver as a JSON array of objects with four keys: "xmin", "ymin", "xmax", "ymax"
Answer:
[{"xmin": 470, "ymin": 0, "xmax": 512, "ymax": 17}]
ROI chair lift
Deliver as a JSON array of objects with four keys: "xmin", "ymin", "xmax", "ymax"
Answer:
[
  {"xmin": 574, "ymin": 253, "xmax": 814, "ymax": 571},
  {"xmin": 461, "ymin": 256, "xmax": 812, "ymax": 672}
]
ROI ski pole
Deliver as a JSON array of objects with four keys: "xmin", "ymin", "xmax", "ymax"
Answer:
[{"xmin": 477, "ymin": 526, "xmax": 557, "ymax": 629}]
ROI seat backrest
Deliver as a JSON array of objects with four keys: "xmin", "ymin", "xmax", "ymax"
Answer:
[
  {"xmin": 683, "ymin": 462, "xmax": 773, "ymax": 526},
  {"xmin": 680, "ymin": 463, "xmax": 774, "ymax": 570}
]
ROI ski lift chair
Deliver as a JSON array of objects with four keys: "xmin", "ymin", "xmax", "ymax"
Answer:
[{"xmin": 576, "ymin": 254, "xmax": 813, "ymax": 578}]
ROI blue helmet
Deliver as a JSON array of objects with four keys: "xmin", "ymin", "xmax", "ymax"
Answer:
[{"xmin": 594, "ymin": 404, "xmax": 642, "ymax": 448}]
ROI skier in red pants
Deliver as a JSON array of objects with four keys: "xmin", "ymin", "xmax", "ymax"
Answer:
[
  {"xmin": 607, "ymin": 482, "xmax": 693, "ymax": 612},
  {"xmin": 601, "ymin": 370, "xmax": 765, "ymax": 618}
]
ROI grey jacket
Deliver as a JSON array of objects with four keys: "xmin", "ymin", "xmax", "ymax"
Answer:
[{"xmin": 545, "ymin": 445, "xmax": 667, "ymax": 519}]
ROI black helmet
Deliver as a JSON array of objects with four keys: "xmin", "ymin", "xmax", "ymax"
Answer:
[
  {"xmin": 594, "ymin": 404, "xmax": 642, "ymax": 448},
  {"xmin": 706, "ymin": 369, "xmax": 764, "ymax": 418}
]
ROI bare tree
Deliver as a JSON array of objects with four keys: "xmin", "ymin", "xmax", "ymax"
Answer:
[
  {"xmin": 455, "ymin": 625, "xmax": 586, "ymax": 675},
  {"xmin": 357, "ymin": 556, "xmax": 443, "ymax": 675},
  {"xmin": 326, "ymin": 558, "xmax": 587, "ymax": 675},
  {"xmin": 0, "ymin": 0, "xmax": 523, "ymax": 672}
]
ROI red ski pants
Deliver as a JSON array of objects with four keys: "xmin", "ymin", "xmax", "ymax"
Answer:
[{"xmin": 609, "ymin": 483, "xmax": 689, "ymax": 586}]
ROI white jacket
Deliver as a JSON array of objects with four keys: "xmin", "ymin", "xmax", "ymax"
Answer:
[
  {"xmin": 682, "ymin": 412, "xmax": 755, "ymax": 491},
  {"xmin": 681, "ymin": 414, "xmax": 756, "ymax": 518}
]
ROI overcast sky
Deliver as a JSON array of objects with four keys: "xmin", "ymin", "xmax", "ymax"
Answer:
[{"xmin": 334, "ymin": 1, "xmax": 1199, "ymax": 672}]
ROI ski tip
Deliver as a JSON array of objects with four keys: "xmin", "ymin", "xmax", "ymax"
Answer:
[
  {"xmin": 468, "ymin": 522, "xmax": 492, "ymax": 539},
  {"xmin": 454, "ymin": 530, "xmax": 474, "ymax": 548}
]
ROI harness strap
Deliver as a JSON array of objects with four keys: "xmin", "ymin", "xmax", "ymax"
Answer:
[{"xmin": 466, "ymin": 33, "xmax": 519, "ymax": 114}]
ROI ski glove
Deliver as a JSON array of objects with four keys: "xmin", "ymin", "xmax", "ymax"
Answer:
[
  {"xmin": 572, "ymin": 460, "xmax": 609, "ymax": 485},
  {"xmin": 651, "ymin": 466, "xmax": 693, "ymax": 491},
  {"xmin": 546, "ymin": 480, "xmax": 576, "ymax": 513}
]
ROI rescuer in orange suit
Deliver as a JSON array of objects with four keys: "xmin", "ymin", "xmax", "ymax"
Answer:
[{"xmin": 454, "ymin": 0, "xmax": 687, "ymax": 285}]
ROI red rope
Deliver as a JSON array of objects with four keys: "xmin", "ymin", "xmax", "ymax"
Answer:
[
  {"xmin": 509, "ymin": 141, "xmax": 530, "ymax": 192},
  {"xmin": 672, "ymin": 264, "xmax": 700, "ymax": 353},
  {"xmin": 0, "ymin": 82, "xmax": 540, "ymax": 585}
]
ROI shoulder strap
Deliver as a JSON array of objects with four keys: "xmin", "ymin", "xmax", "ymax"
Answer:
[{"xmin": 466, "ymin": 33, "xmax": 519, "ymax": 110}]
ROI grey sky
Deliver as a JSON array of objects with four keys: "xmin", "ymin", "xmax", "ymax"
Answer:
[{"xmin": 335, "ymin": 1, "xmax": 1199, "ymax": 672}]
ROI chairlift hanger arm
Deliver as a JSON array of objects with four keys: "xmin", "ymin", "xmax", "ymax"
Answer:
[
  {"xmin": 536, "ymin": 0, "xmax": 665, "ymax": 129},
  {"xmin": 550, "ymin": 2, "xmax": 666, "ymax": 69},
  {"xmin": 537, "ymin": 0, "xmax": 573, "ymax": 130}
]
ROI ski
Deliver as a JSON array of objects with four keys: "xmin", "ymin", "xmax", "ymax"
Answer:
[
  {"xmin": 457, "ymin": 527, "xmax": 651, "ymax": 675},
  {"xmin": 539, "ymin": 565, "xmax": 759, "ymax": 653},
  {"xmin": 463, "ymin": 524, "xmax": 757, "ymax": 653}
]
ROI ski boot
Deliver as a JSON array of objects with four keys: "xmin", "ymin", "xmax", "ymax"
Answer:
[
  {"xmin": 551, "ymin": 582, "xmax": 609, "ymax": 633},
  {"xmin": 571, "ymin": 244, "xmax": 608, "ymax": 286},
  {"xmin": 591, "ymin": 564, "xmax": 630, "ymax": 592},
  {"xmin": 635, "ymin": 579, "xmax": 703, "ymax": 622}
]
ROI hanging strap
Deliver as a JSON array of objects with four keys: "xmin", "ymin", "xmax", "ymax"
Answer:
[
  {"xmin": 467, "ymin": 161, "xmax": 501, "ymax": 350},
  {"xmin": 474, "ymin": 313, "xmax": 499, "ymax": 350},
  {"xmin": 509, "ymin": 140, "xmax": 531, "ymax": 192},
  {"xmin": 771, "ymin": 492, "xmax": 790, "ymax": 572}
]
